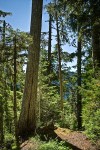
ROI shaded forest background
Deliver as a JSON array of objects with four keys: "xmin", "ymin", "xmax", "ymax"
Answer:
[{"xmin": 0, "ymin": 0, "xmax": 100, "ymax": 149}]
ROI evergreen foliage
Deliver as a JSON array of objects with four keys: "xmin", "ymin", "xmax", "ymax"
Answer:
[
  {"xmin": 0, "ymin": 0, "xmax": 100, "ymax": 149},
  {"xmin": 81, "ymin": 71, "xmax": 100, "ymax": 140},
  {"xmin": 30, "ymin": 137, "xmax": 72, "ymax": 150}
]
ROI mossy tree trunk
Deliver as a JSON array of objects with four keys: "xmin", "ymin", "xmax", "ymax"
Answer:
[{"xmin": 18, "ymin": 0, "xmax": 43, "ymax": 136}]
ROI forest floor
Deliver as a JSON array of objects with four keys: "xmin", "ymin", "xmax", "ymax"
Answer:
[
  {"xmin": 20, "ymin": 127, "xmax": 99, "ymax": 150},
  {"xmin": 54, "ymin": 127, "xmax": 99, "ymax": 150}
]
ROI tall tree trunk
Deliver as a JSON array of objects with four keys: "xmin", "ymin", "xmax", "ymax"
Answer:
[
  {"xmin": 77, "ymin": 26, "xmax": 82, "ymax": 130},
  {"xmin": 0, "ymin": 20, "xmax": 5, "ymax": 145},
  {"xmin": 55, "ymin": 4, "xmax": 63, "ymax": 113},
  {"xmin": 92, "ymin": 23, "xmax": 100, "ymax": 70},
  {"xmin": 48, "ymin": 13, "xmax": 52, "ymax": 75},
  {"xmin": 13, "ymin": 36, "xmax": 20, "ymax": 149},
  {"xmin": 18, "ymin": 0, "xmax": 43, "ymax": 136}
]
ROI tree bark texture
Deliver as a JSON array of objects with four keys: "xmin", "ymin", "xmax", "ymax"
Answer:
[
  {"xmin": 55, "ymin": 9, "xmax": 63, "ymax": 112},
  {"xmin": 18, "ymin": 0, "xmax": 43, "ymax": 136},
  {"xmin": 0, "ymin": 20, "xmax": 5, "ymax": 145},
  {"xmin": 48, "ymin": 13, "xmax": 52, "ymax": 75},
  {"xmin": 13, "ymin": 36, "xmax": 20, "ymax": 149},
  {"xmin": 77, "ymin": 27, "xmax": 82, "ymax": 130},
  {"xmin": 92, "ymin": 23, "xmax": 100, "ymax": 69}
]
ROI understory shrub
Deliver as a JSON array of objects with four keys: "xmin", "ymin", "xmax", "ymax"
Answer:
[
  {"xmin": 81, "ymin": 77, "xmax": 100, "ymax": 140},
  {"xmin": 38, "ymin": 140, "xmax": 71, "ymax": 150},
  {"xmin": 58, "ymin": 102, "xmax": 77, "ymax": 130},
  {"xmin": 30, "ymin": 137, "xmax": 72, "ymax": 150}
]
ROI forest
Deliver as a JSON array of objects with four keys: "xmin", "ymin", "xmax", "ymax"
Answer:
[{"xmin": 0, "ymin": 0, "xmax": 100, "ymax": 150}]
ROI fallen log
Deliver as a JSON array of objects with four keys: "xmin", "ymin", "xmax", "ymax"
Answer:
[{"xmin": 54, "ymin": 128, "xmax": 98, "ymax": 150}]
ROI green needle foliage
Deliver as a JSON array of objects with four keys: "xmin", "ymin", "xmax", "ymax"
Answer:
[{"xmin": 81, "ymin": 72, "xmax": 100, "ymax": 140}]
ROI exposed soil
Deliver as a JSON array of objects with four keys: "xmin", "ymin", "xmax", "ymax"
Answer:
[
  {"xmin": 54, "ymin": 127, "xmax": 98, "ymax": 150},
  {"xmin": 20, "ymin": 141, "xmax": 32, "ymax": 150},
  {"xmin": 20, "ymin": 127, "xmax": 99, "ymax": 150}
]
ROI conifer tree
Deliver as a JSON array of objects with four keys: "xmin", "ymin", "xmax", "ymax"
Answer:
[
  {"xmin": 55, "ymin": 2, "xmax": 64, "ymax": 113},
  {"xmin": 48, "ymin": 13, "xmax": 52, "ymax": 75},
  {"xmin": 18, "ymin": 0, "xmax": 43, "ymax": 136},
  {"xmin": 77, "ymin": 26, "xmax": 82, "ymax": 130}
]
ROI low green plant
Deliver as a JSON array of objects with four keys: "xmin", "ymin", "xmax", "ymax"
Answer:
[
  {"xmin": 29, "ymin": 136, "xmax": 72, "ymax": 150},
  {"xmin": 4, "ymin": 133, "xmax": 14, "ymax": 143},
  {"xmin": 81, "ymin": 76, "xmax": 100, "ymax": 140},
  {"xmin": 29, "ymin": 136, "xmax": 43, "ymax": 150},
  {"xmin": 38, "ymin": 140, "xmax": 71, "ymax": 150},
  {"xmin": 58, "ymin": 102, "xmax": 77, "ymax": 130}
]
